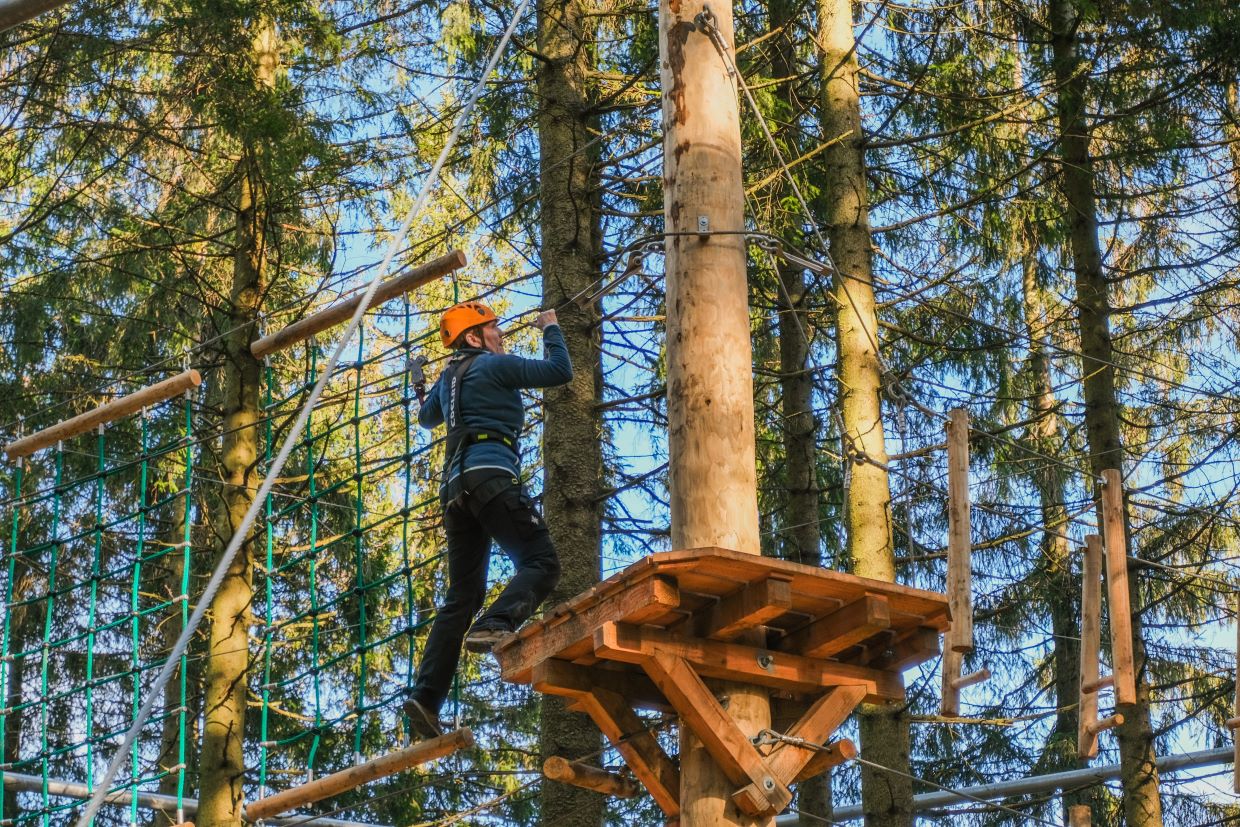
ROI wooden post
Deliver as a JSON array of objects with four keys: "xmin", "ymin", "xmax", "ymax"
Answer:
[
  {"xmin": 3, "ymin": 370, "xmax": 202, "ymax": 460},
  {"xmin": 543, "ymin": 756, "xmax": 640, "ymax": 799},
  {"xmin": 1068, "ymin": 804, "xmax": 1091, "ymax": 826},
  {"xmin": 250, "ymin": 250, "xmax": 467, "ymax": 358},
  {"xmin": 1100, "ymin": 469, "xmax": 1136, "ymax": 706},
  {"xmin": 659, "ymin": 0, "xmax": 768, "ymax": 823},
  {"xmin": 1079, "ymin": 534, "xmax": 1103, "ymax": 759},
  {"xmin": 244, "ymin": 729, "xmax": 473, "ymax": 821},
  {"xmin": 946, "ymin": 408, "xmax": 972, "ymax": 653},
  {"xmin": 1234, "ymin": 592, "xmax": 1239, "ymax": 794}
]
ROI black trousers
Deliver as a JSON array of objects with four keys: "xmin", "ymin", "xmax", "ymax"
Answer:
[{"xmin": 411, "ymin": 470, "xmax": 561, "ymax": 714}]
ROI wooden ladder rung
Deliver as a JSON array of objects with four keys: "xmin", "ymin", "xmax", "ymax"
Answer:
[{"xmin": 245, "ymin": 728, "xmax": 473, "ymax": 821}]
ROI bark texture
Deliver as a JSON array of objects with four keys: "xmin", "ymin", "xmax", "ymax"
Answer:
[
  {"xmin": 197, "ymin": 24, "xmax": 275, "ymax": 827},
  {"xmin": 767, "ymin": 0, "xmax": 830, "ymax": 819},
  {"xmin": 535, "ymin": 0, "xmax": 605, "ymax": 824},
  {"xmin": 1049, "ymin": 1, "xmax": 1162, "ymax": 823},
  {"xmin": 816, "ymin": 0, "xmax": 910, "ymax": 823}
]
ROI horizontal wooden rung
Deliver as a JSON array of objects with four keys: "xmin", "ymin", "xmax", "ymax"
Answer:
[
  {"xmin": 1082, "ymin": 674, "xmax": 1114, "ymax": 695},
  {"xmin": 543, "ymin": 756, "xmax": 639, "ymax": 798},
  {"xmin": 1084, "ymin": 714, "xmax": 1124, "ymax": 736},
  {"xmin": 244, "ymin": 728, "xmax": 473, "ymax": 821},
  {"xmin": 950, "ymin": 667, "xmax": 990, "ymax": 691}
]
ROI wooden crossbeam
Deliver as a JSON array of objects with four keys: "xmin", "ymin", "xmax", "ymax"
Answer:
[
  {"xmin": 250, "ymin": 250, "xmax": 467, "ymax": 358},
  {"xmin": 867, "ymin": 627, "xmax": 940, "ymax": 672},
  {"xmin": 532, "ymin": 659, "xmax": 671, "ymax": 712},
  {"xmin": 498, "ymin": 576, "xmax": 680, "ymax": 682},
  {"xmin": 640, "ymin": 652, "xmax": 792, "ymax": 817},
  {"xmin": 778, "ymin": 593, "xmax": 890, "ymax": 659},
  {"xmin": 695, "ymin": 575, "xmax": 792, "ymax": 640},
  {"xmin": 543, "ymin": 757, "xmax": 640, "ymax": 799},
  {"xmin": 244, "ymin": 728, "xmax": 473, "ymax": 821},
  {"xmin": 4, "ymin": 370, "xmax": 202, "ymax": 460},
  {"xmin": 569, "ymin": 686, "xmax": 681, "ymax": 818},
  {"xmin": 1101, "ymin": 469, "xmax": 1137, "ymax": 706},
  {"xmin": 593, "ymin": 622, "xmax": 904, "ymax": 702}
]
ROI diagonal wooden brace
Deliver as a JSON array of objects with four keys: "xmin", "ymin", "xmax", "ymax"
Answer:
[
  {"xmin": 640, "ymin": 652, "xmax": 793, "ymax": 817},
  {"xmin": 532, "ymin": 661, "xmax": 680, "ymax": 818}
]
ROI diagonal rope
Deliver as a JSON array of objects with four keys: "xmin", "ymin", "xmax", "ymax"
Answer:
[{"xmin": 73, "ymin": 3, "xmax": 533, "ymax": 822}]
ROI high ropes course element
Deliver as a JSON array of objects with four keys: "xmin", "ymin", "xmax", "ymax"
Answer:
[{"xmin": 2, "ymin": 0, "xmax": 1238, "ymax": 824}]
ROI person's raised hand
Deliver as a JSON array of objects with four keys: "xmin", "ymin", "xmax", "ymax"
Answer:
[{"xmin": 532, "ymin": 309, "xmax": 558, "ymax": 330}]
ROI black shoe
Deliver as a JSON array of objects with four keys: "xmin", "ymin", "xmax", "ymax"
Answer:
[
  {"xmin": 464, "ymin": 625, "xmax": 509, "ymax": 653},
  {"xmin": 403, "ymin": 698, "xmax": 443, "ymax": 741}
]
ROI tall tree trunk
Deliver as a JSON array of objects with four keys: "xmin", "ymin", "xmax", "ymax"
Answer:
[
  {"xmin": 766, "ymin": 0, "xmax": 830, "ymax": 820},
  {"xmin": 535, "ymin": 1, "xmax": 605, "ymax": 824},
  {"xmin": 1049, "ymin": 2, "xmax": 1162, "ymax": 823},
  {"xmin": 1224, "ymin": 78, "xmax": 1240, "ymax": 224},
  {"xmin": 1019, "ymin": 246, "xmax": 1088, "ymax": 819},
  {"xmin": 197, "ymin": 23, "xmax": 276, "ymax": 827},
  {"xmin": 2, "ymin": 561, "xmax": 32, "ymax": 822},
  {"xmin": 816, "ymin": 1, "xmax": 910, "ymax": 824}
]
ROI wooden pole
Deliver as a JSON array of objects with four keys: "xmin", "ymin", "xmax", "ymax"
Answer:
[
  {"xmin": 543, "ymin": 756, "xmax": 640, "ymax": 798},
  {"xmin": 250, "ymin": 250, "xmax": 467, "ymax": 358},
  {"xmin": 945, "ymin": 408, "xmax": 973, "ymax": 653},
  {"xmin": 1100, "ymin": 469, "xmax": 1136, "ymax": 706},
  {"xmin": 244, "ymin": 729, "xmax": 473, "ymax": 821},
  {"xmin": 659, "ymin": 1, "xmax": 768, "ymax": 824},
  {"xmin": 3, "ymin": 370, "xmax": 202, "ymax": 460},
  {"xmin": 1079, "ymin": 534, "xmax": 1103, "ymax": 759},
  {"xmin": 1234, "ymin": 592, "xmax": 1238, "ymax": 794}
]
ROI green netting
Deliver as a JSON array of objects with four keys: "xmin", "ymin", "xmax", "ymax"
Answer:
[{"xmin": 0, "ymin": 307, "xmax": 521, "ymax": 826}]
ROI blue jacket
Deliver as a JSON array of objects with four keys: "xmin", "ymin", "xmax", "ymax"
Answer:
[{"xmin": 419, "ymin": 324, "xmax": 572, "ymax": 498}]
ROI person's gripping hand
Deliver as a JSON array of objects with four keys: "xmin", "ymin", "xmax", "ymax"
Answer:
[{"xmin": 532, "ymin": 309, "xmax": 558, "ymax": 330}]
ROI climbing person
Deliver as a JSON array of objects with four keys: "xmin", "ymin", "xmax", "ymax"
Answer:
[{"xmin": 403, "ymin": 300, "xmax": 572, "ymax": 740}]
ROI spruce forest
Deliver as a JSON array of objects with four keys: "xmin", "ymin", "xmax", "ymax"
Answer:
[{"xmin": 0, "ymin": 0, "xmax": 1238, "ymax": 825}]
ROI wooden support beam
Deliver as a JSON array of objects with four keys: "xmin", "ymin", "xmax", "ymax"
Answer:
[
  {"xmin": 640, "ymin": 652, "xmax": 792, "ymax": 817},
  {"xmin": 593, "ymin": 622, "xmax": 905, "ymax": 702},
  {"xmin": 497, "ymin": 576, "xmax": 680, "ymax": 682},
  {"xmin": 1079, "ymin": 534, "xmax": 1104, "ymax": 759},
  {"xmin": 867, "ymin": 627, "xmax": 940, "ymax": 672},
  {"xmin": 751, "ymin": 686, "xmax": 864, "ymax": 792},
  {"xmin": 695, "ymin": 575, "xmax": 792, "ymax": 640},
  {"xmin": 250, "ymin": 250, "xmax": 467, "ymax": 358},
  {"xmin": 945, "ymin": 407, "xmax": 973, "ymax": 653},
  {"xmin": 570, "ymin": 686, "xmax": 681, "ymax": 818},
  {"xmin": 532, "ymin": 659, "xmax": 671, "ymax": 712},
  {"xmin": 1100, "ymin": 469, "xmax": 1136, "ymax": 706},
  {"xmin": 778, "ymin": 593, "xmax": 890, "ymax": 659},
  {"xmin": 543, "ymin": 757, "xmax": 640, "ymax": 798},
  {"xmin": 244, "ymin": 728, "xmax": 473, "ymax": 821},
  {"xmin": 4, "ymin": 370, "xmax": 202, "ymax": 460},
  {"xmin": 1068, "ymin": 804, "xmax": 1091, "ymax": 827},
  {"xmin": 1234, "ymin": 591, "xmax": 1239, "ymax": 795}
]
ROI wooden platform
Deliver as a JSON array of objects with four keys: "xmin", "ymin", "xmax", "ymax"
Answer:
[{"xmin": 495, "ymin": 547, "xmax": 951, "ymax": 820}]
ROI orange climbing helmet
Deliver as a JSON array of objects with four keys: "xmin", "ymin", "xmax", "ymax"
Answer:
[{"xmin": 440, "ymin": 301, "xmax": 498, "ymax": 348}]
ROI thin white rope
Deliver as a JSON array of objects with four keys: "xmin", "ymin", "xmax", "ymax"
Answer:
[{"xmin": 73, "ymin": 4, "xmax": 532, "ymax": 823}]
